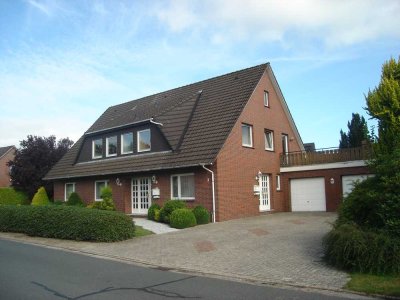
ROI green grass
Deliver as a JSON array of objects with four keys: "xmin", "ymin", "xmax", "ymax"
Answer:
[
  {"xmin": 345, "ymin": 273, "xmax": 400, "ymax": 297},
  {"xmin": 134, "ymin": 225, "xmax": 154, "ymax": 237}
]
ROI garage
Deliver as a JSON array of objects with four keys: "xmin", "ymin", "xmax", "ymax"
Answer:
[
  {"xmin": 342, "ymin": 174, "xmax": 373, "ymax": 197},
  {"xmin": 290, "ymin": 177, "xmax": 326, "ymax": 211}
]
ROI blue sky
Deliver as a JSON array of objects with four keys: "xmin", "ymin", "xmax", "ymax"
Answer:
[{"xmin": 0, "ymin": 0, "xmax": 399, "ymax": 148}]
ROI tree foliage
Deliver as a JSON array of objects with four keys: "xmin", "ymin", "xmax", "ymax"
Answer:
[
  {"xmin": 8, "ymin": 135, "xmax": 74, "ymax": 200},
  {"xmin": 339, "ymin": 113, "xmax": 370, "ymax": 148}
]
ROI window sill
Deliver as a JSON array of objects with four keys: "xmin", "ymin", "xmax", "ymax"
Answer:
[
  {"xmin": 265, "ymin": 149, "xmax": 275, "ymax": 152},
  {"xmin": 242, "ymin": 145, "xmax": 254, "ymax": 149}
]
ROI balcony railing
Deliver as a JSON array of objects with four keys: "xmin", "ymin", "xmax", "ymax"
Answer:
[{"xmin": 280, "ymin": 146, "xmax": 374, "ymax": 167}]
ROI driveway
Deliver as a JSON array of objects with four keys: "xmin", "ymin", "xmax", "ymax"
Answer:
[{"xmin": 0, "ymin": 212, "xmax": 349, "ymax": 291}]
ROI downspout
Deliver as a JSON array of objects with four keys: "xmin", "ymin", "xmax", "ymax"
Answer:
[{"xmin": 201, "ymin": 164, "xmax": 216, "ymax": 223}]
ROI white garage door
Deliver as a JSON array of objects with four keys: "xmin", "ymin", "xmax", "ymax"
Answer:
[
  {"xmin": 342, "ymin": 175, "xmax": 373, "ymax": 197},
  {"xmin": 290, "ymin": 177, "xmax": 326, "ymax": 211}
]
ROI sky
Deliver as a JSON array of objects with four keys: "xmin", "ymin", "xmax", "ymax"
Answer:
[{"xmin": 0, "ymin": 0, "xmax": 399, "ymax": 149}]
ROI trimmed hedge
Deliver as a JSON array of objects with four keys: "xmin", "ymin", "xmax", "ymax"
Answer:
[
  {"xmin": 323, "ymin": 223, "xmax": 400, "ymax": 275},
  {"xmin": 0, "ymin": 188, "xmax": 28, "ymax": 205},
  {"xmin": 0, "ymin": 205, "xmax": 135, "ymax": 242},
  {"xmin": 31, "ymin": 187, "xmax": 50, "ymax": 206},
  {"xmin": 148, "ymin": 203, "xmax": 161, "ymax": 220},
  {"xmin": 66, "ymin": 192, "xmax": 85, "ymax": 207},
  {"xmin": 192, "ymin": 205, "xmax": 210, "ymax": 225},
  {"xmin": 159, "ymin": 200, "xmax": 186, "ymax": 223},
  {"xmin": 170, "ymin": 208, "xmax": 197, "ymax": 229}
]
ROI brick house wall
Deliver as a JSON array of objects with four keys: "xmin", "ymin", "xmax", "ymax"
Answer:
[
  {"xmin": 214, "ymin": 71, "xmax": 302, "ymax": 221},
  {"xmin": 0, "ymin": 148, "xmax": 15, "ymax": 187},
  {"xmin": 281, "ymin": 165, "xmax": 371, "ymax": 212}
]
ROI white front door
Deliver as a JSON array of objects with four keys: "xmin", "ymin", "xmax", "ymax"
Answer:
[
  {"xmin": 132, "ymin": 177, "xmax": 151, "ymax": 215},
  {"xmin": 259, "ymin": 174, "xmax": 270, "ymax": 211}
]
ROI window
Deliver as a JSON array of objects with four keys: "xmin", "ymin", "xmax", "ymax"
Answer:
[
  {"xmin": 121, "ymin": 132, "xmax": 133, "ymax": 154},
  {"xmin": 241, "ymin": 124, "xmax": 253, "ymax": 147},
  {"xmin": 264, "ymin": 91, "xmax": 269, "ymax": 107},
  {"xmin": 92, "ymin": 139, "xmax": 103, "ymax": 159},
  {"xmin": 95, "ymin": 180, "xmax": 108, "ymax": 201},
  {"xmin": 276, "ymin": 175, "xmax": 281, "ymax": 191},
  {"xmin": 137, "ymin": 129, "xmax": 151, "ymax": 152},
  {"xmin": 265, "ymin": 130, "xmax": 274, "ymax": 151},
  {"xmin": 282, "ymin": 134, "xmax": 289, "ymax": 154},
  {"xmin": 65, "ymin": 183, "xmax": 75, "ymax": 201},
  {"xmin": 106, "ymin": 136, "xmax": 117, "ymax": 157},
  {"xmin": 171, "ymin": 174, "xmax": 195, "ymax": 200}
]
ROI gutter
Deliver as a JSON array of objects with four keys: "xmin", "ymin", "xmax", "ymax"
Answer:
[
  {"xmin": 150, "ymin": 118, "xmax": 163, "ymax": 126},
  {"xmin": 200, "ymin": 163, "xmax": 216, "ymax": 223}
]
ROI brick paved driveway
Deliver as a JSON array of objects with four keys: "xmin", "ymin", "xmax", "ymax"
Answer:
[{"xmin": 0, "ymin": 212, "xmax": 349, "ymax": 290}]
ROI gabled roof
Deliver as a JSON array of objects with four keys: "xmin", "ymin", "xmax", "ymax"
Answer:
[
  {"xmin": 45, "ymin": 63, "xmax": 302, "ymax": 180},
  {"xmin": 0, "ymin": 146, "xmax": 15, "ymax": 160}
]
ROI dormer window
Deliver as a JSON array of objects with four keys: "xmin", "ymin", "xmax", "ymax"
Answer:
[
  {"xmin": 121, "ymin": 132, "xmax": 133, "ymax": 154},
  {"xmin": 92, "ymin": 139, "xmax": 103, "ymax": 159},
  {"xmin": 106, "ymin": 136, "xmax": 117, "ymax": 157},
  {"xmin": 264, "ymin": 91, "xmax": 269, "ymax": 107},
  {"xmin": 138, "ymin": 129, "xmax": 151, "ymax": 152}
]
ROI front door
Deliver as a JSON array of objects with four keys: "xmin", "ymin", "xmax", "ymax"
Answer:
[
  {"xmin": 132, "ymin": 177, "xmax": 151, "ymax": 215},
  {"xmin": 259, "ymin": 174, "xmax": 270, "ymax": 211}
]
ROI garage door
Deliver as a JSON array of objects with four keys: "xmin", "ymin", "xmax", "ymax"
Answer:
[
  {"xmin": 342, "ymin": 175, "xmax": 373, "ymax": 197},
  {"xmin": 290, "ymin": 178, "xmax": 326, "ymax": 211}
]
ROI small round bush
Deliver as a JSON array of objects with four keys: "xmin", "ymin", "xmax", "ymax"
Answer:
[
  {"xmin": 170, "ymin": 208, "xmax": 197, "ymax": 229},
  {"xmin": 148, "ymin": 203, "xmax": 161, "ymax": 220},
  {"xmin": 160, "ymin": 200, "xmax": 186, "ymax": 223},
  {"xmin": 92, "ymin": 186, "xmax": 116, "ymax": 211},
  {"xmin": 66, "ymin": 192, "xmax": 85, "ymax": 207},
  {"xmin": 192, "ymin": 205, "xmax": 210, "ymax": 225},
  {"xmin": 154, "ymin": 208, "xmax": 161, "ymax": 222},
  {"xmin": 31, "ymin": 187, "xmax": 50, "ymax": 206}
]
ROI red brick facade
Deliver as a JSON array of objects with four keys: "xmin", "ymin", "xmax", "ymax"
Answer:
[{"xmin": 0, "ymin": 148, "xmax": 15, "ymax": 187}]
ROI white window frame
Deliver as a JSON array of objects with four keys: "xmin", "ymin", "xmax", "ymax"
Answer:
[
  {"xmin": 137, "ymin": 129, "xmax": 151, "ymax": 152},
  {"xmin": 121, "ymin": 132, "xmax": 133, "ymax": 154},
  {"xmin": 264, "ymin": 90, "xmax": 269, "ymax": 107},
  {"xmin": 64, "ymin": 182, "xmax": 76, "ymax": 201},
  {"xmin": 94, "ymin": 180, "xmax": 108, "ymax": 201},
  {"xmin": 92, "ymin": 139, "xmax": 103, "ymax": 159},
  {"xmin": 276, "ymin": 175, "xmax": 281, "ymax": 191},
  {"xmin": 265, "ymin": 130, "xmax": 274, "ymax": 151},
  {"xmin": 170, "ymin": 173, "xmax": 195, "ymax": 200},
  {"xmin": 241, "ymin": 124, "xmax": 253, "ymax": 147},
  {"xmin": 106, "ymin": 136, "xmax": 117, "ymax": 157}
]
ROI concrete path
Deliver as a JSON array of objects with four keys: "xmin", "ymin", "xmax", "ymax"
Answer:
[
  {"xmin": 0, "ymin": 212, "xmax": 349, "ymax": 292},
  {"xmin": 132, "ymin": 217, "xmax": 179, "ymax": 234}
]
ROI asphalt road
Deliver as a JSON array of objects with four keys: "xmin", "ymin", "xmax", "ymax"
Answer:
[{"xmin": 0, "ymin": 239, "xmax": 369, "ymax": 300}]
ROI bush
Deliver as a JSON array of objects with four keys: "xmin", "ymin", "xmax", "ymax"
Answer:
[
  {"xmin": 66, "ymin": 192, "xmax": 85, "ymax": 207},
  {"xmin": 92, "ymin": 186, "xmax": 116, "ymax": 211},
  {"xmin": 154, "ymin": 208, "xmax": 161, "ymax": 222},
  {"xmin": 0, "ymin": 205, "xmax": 135, "ymax": 242},
  {"xmin": 170, "ymin": 208, "xmax": 197, "ymax": 229},
  {"xmin": 53, "ymin": 200, "xmax": 65, "ymax": 205},
  {"xmin": 0, "ymin": 188, "xmax": 28, "ymax": 205},
  {"xmin": 323, "ymin": 223, "xmax": 400, "ymax": 275},
  {"xmin": 148, "ymin": 203, "xmax": 161, "ymax": 220},
  {"xmin": 31, "ymin": 187, "xmax": 50, "ymax": 206},
  {"xmin": 159, "ymin": 200, "xmax": 186, "ymax": 223},
  {"xmin": 192, "ymin": 205, "xmax": 210, "ymax": 224}
]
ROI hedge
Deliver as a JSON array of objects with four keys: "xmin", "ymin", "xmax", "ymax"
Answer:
[
  {"xmin": 170, "ymin": 208, "xmax": 197, "ymax": 229},
  {"xmin": 0, "ymin": 188, "xmax": 28, "ymax": 205},
  {"xmin": 323, "ymin": 223, "xmax": 400, "ymax": 275},
  {"xmin": 0, "ymin": 205, "xmax": 135, "ymax": 242}
]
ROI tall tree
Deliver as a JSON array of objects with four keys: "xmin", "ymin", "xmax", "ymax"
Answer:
[
  {"xmin": 339, "ymin": 113, "xmax": 369, "ymax": 148},
  {"xmin": 366, "ymin": 57, "xmax": 400, "ymax": 155},
  {"xmin": 8, "ymin": 135, "xmax": 74, "ymax": 200}
]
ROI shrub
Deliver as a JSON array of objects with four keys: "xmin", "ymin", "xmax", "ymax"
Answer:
[
  {"xmin": 0, "ymin": 205, "xmax": 135, "ymax": 242},
  {"xmin": 92, "ymin": 186, "xmax": 116, "ymax": 211},
  {"xmin": 31, "ymin": 187, "xmax": 50, "ymax": 206},
  {"xmin": 0, "ymin": 188, "xmax": 28, "ymax": 205},
  {"xmin": 170, "ymin": 208, "xmax": 197, "ymax": 229},
  {"xmin": 159, "ymin": 200, "xmax": 186, "ymax": 223},
  {"xmin": 323, "ymin": 223, "xmax": 400, "ymax": 275},
  {"xmin": 66, "ymin": 192, "xmax": 85, "ymax": 207},
  {"xmin": 148, "ymin": 203, "xmax": 161, "ymax": 220},
  {"xmin": 192, "ymin": 205, "xmax": 210, "ymax": 225},
  {"xmin": 154, "ymin": 208, "xmax": 161, "ymax": 222},
  {"xmin": 53, "ymin": 200, "xmax": 65, "ymax": 205}
]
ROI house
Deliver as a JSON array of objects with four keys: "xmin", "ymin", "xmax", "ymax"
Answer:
[
  {"xmin": 45, "ymin": 63, "xmax": 305, "ymax": 221},
  {"xmin": 0, "ymin": 146, "xmax": 16, "ymax": 187}
]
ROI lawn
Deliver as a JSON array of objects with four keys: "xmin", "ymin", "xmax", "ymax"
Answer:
[
  {"xmin": 345, "ymin": 273, "xmax": 400, "ymax": 297},
  {"xmin": 134, "ymin": 225, "xmax": 154, "ymax": 237}
]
